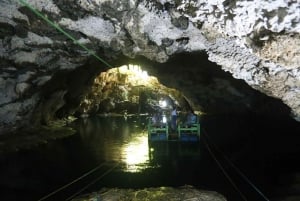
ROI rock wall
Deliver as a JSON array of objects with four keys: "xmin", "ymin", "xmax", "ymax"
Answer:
[{"xmin": 0, "ymin": 0, "xmax": 299, "ymax": 133}]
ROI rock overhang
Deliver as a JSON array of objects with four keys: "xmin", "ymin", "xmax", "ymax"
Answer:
[{"xmin": 0, "ymin": 0, "xmax": 300, "ymax": 132}]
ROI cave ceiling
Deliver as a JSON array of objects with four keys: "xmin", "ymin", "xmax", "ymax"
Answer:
[{"xmin": 0, "ymin": 0, "xmax": 299, "ymax": 133}]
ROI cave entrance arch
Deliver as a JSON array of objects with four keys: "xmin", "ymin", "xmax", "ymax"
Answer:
[
  {"xmin": 75, "ymin": 64, "xmax": 192, "ymax": 117},
  {"xmin": 57, "ymin": 51, "xmax": 291, "ymax": 121}
]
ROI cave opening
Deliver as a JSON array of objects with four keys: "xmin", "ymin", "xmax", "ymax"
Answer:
[
  {"xmin": 56, "ymin": 51, "xmax": 293, "ymax": 120},
  {"xmin": 55, "ymin": 51, "xmax": 300, "ymax": 201},
  {"xmin": 2, "ymin": 51, "xmax": 300, "ymax": 201},
  {"xmin": 73, "ymin": 63, "xmax": 191, "ymax": 117},
  {"xmin": 64, "ymin": 50, "xmax": 300, "ymax": 157},
  {"xmin": 1, "ymin": 0, "xmax": 300, "ymax": 200}
]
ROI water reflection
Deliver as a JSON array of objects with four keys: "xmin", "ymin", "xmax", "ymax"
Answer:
[
  {"xmin": 74, "ymin": 116, "xmax": 152, "ymax": 172},
  {"xmin": 148, "ymin": 142, "xmax": 201, "ymax": 163},
  {"xmin": 73, "ymin": 116, "xmax": 202, "ymax": 173},
  {"xmin": 121, "ymin": 133, "xmax": 149, "ymax": 172},
  {"xmin": 3, "ymin": 114, "xmax": 296, "ymax": 201}
]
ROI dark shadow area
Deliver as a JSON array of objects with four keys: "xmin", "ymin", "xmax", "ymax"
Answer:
[{"xmin": 201, "ymin": 113, "xmax": 300, "ymax": 201}]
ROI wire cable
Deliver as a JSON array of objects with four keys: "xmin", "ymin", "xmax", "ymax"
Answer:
[
  {"xmin": 18, "ymin": 0, "xmax": 112, "ymax": 69},
  {"xmin": 37, "ymin": 162, "xmax": 107, "ymax": 201},
  {"xmin": 65, "ymin": 162, "xmax": 120, "ymax": 201},
  {"xmin": 203, "ymin": 128, "xmax": 270, "ymax": 201},
  {"xmin": 202, "ymin": 132, "xmax": 248, "ymax": 201}
]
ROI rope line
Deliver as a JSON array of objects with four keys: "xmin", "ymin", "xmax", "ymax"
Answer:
[
  {"xmin": 65, "ymin": 162, "xmax": 120, "ymax": 201},
  {"xmin": 202, "ymin": 132, "xmax": 248, "ymax": 201},
  {"xmin": 37, "ymin": 162, "xmax": 107, "ymax": 201},
  {"xmin": 203, "ymin": 128, "xmax": 270, "ymax": 201},
  {"xmin": 18, "ymin": 0, "xmax": 112, "ymax": 68}
]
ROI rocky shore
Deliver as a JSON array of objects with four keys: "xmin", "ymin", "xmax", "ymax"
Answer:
[{"xmin": 72, "ymin": 186, "xmax": 227, "ymax": 201}]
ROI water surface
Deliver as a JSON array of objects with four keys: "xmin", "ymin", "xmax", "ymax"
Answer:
[{"xmin": 0, "ymin": 115, "xmax": 299, "ymax": 201}]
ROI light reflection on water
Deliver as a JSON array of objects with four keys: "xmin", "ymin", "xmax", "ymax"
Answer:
[
  {"xmin": 74, "ymin": 115, "xmax": 154, "ymax": 172},
  {"xmin": 120, "ymin": 132, "xmax": 150, "ymax": 172}
]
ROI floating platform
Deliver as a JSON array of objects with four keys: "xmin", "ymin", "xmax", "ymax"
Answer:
[
  {"xmin": 177, "ymin": 123, "xmax": 200, "ymax": 142},
  {"xmin": 148, "ymin": 124, "xmax": 169, "ymax": 141},
  {"xmin": 148, "ymin": 119, "xmax": 200, "ymax": 142}
]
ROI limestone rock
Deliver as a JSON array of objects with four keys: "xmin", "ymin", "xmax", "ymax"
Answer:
[
  {"xmin": 0, "ymin": 0, "xmax": 299, "ymax": 132},
  {"xmin": 72, "ymin": 186, "xmax": 227, "ymax": 201}
]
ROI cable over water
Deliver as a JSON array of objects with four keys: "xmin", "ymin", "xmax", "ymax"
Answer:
[
  {"xmin": 65, "ymin": 162, "xmax": 120, "ymax": 201},
  {"xmin": 203, "ymin": 128, "xmax": 269, "ymax": 201},
  {"xmin": 37, "ymin": 162, "xmax": 110, "ymax": 201},
  {"xmin": 202, "ymin": 131, "xmax": 248, "ymax": 201}
]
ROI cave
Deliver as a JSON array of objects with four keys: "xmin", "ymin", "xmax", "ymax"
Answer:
[
  {"xmin": 1, "ymin": 0, "xmax": 300, "ymax": 201},
  {"xmin": 1, "ymin": 52, "xmax": 300, "ymax": 201}
]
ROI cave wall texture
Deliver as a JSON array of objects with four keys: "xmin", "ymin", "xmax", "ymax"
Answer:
[{"xmin": 0, "ymin": 0, "xmax": 299, "ymax": 133}]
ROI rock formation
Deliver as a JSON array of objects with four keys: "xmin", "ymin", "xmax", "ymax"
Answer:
[
  {"xmin": 0, "ymin": 0, "xmax": 299, "ymax": 133},
  {"xmin": 72, "ymin": 186, "xmax": 227, "ymax": 201}
]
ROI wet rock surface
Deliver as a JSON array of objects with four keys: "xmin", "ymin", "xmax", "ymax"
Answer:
[{"xmin": 72, "ymin": 186, "xmax": 227, "ymax": 201}]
